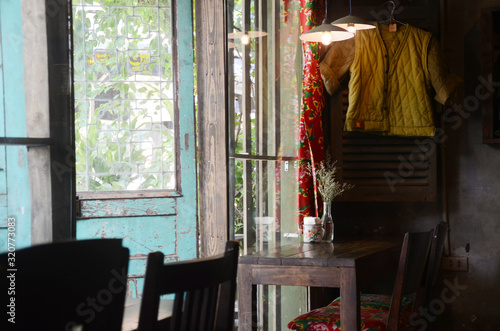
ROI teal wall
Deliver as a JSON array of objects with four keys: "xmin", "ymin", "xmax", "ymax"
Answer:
[{"xmin": 0, "ymin": 0, "xmax": 31, "ymax": 252}]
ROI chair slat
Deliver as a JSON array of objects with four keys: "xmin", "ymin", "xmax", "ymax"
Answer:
[{"xmin": 138, "ymin": 241, "xmax": 239, "ymax": 331}]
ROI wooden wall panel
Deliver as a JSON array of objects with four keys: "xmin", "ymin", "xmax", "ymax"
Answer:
[{"xmin": 329, "ymin": 88, "xmax": 438, "ymax": 202}]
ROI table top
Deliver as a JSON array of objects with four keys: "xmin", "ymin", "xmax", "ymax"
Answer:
[{"xmin": 239, "ymin": 237, "xmax": 402, "ymax": 268}]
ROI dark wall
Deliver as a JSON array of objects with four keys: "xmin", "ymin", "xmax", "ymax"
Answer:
[
  {"xmin": 334, "ymin": 0, "xmax": 500, "ymax": 329},
  {"xmin": 441, "ymin": 0, "xmax": 500, "ymax": 329}
]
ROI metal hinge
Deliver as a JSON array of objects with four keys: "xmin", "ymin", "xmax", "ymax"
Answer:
[{"xmin": 74, "ymin": 196, "xmax": 82, "ymax": 218}]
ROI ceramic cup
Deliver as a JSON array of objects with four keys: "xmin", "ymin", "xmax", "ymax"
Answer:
[{"xmin": 303, "ymin": 217, "xmax": 324, "ymax": 243}]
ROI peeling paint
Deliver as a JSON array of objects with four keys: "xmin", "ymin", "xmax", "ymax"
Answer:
[
  {"xmin": 80, "ymin": 198, "xmax": 176, "ymax": 219},
  {"xmin": 127, "ymin": 278, "xmax": 140, "ymax": 298},
  {"xmin": 130, "ymin": 253, "xmax": 149, "ymax": 260},
  {"xmin": 145, "ymin": 208, "xmax": 157, "ymax": 215}
]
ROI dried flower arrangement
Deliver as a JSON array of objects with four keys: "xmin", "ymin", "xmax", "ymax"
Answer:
[{"xmin": 304, "ymin": 154, "xmax": 354, "ymax": 202}]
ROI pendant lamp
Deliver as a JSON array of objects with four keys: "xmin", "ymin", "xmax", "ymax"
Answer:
[
  {"xmin": 331, "ymin": 0, "xmax": 375, "ymax": 33},
  {"xmin": 228, "ymin": 31, "xmax": 268, "ymax": 45},
  {"xmin": 299, "ymin": 0, "xmax": 354, "ymax": 45}
]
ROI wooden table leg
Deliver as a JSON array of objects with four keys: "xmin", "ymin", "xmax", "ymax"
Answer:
[
  {"xmin": 238, "ymin": 264, "xmax": 253, "ymax": 331},
  {"xmin": 340, "ymin": 267, "xmax": 360, "ymax": 331}
]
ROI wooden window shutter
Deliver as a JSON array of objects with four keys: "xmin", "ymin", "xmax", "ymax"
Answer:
[{"xmin": 328, "ymin": 88, "xmax": 438, "ymax": 202}]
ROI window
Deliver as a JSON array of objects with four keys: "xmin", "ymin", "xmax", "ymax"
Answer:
[
  {"xmin": 72, "ymin": 0, "xmax": 176, "ymax": 194},
  {"xmin": 227, "ymin": 0, "xmax": 301, "ymax": 252},
  {"xmin": 227, "ymin": 0, "xmax": 307, "ymax": 329}
]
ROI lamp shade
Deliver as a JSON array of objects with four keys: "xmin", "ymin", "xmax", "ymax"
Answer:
[
  {"xmin": 299, "ymin": 21, "xmax": 354, "ymax": 44},
  {"xmin": 228, "ymin": 31, "xmax": 268, "ymax": 39},
  {"xmin": 332, "ymin": 15, "xmax": 376, "ymax": 31}
]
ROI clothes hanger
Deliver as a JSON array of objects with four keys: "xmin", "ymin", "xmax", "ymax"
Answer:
[
  {"xmin": 378, "ymin": 1, "xmax": 407, "ymax": 28},
  {"xmin": 377, "ymin": 1, "xmax": 406, "ymax": 40}
]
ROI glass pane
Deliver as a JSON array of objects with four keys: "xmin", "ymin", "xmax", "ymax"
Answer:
[
  {"xmin": 228, "ymin": 0, "xmax": 305, "ymax": 329},
  {"xmin": 228, "ymin": 0, "xmax": 302, "ymax": 251},
  {"xmin": 73, "ymin": 0, "xmax": 175, "ymax": 192}
]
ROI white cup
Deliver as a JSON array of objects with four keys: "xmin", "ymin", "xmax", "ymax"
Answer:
[{"xmin": 303, "ymin": 217, "xmax": 324, "ymax": 243}]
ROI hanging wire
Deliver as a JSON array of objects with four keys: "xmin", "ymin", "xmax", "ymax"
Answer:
[{"xmin": 324, "ymin": 0, "xmax": 329, "ymax": 22}]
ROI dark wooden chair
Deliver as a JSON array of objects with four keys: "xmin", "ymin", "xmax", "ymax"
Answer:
[
  {"xmin": 138, "ymin": 240, "xmax": 240, "ymax": 331},
  {"xmin": 0, "ymin": 239, "xmax": 130, "ymax": 331},
  {"xmin": 424, "ymin": 221, "xmax": 448, "ymax": 307},
  {"xmin": 288, "ymin": 231, "xmax": 433, "ymax": 331},
  {"xmin": 413, "ymin": 221, "xmax": 448, "ymax": 330}
]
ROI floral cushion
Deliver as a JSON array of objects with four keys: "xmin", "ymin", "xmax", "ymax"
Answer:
[{"xmin": 287, "ymin": 294, "xmax": 413, "ymax": 330}]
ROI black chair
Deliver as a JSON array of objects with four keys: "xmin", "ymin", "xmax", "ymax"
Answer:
[
  {"xmin": 424, "ymin": 221, "xmax": 448, "ymax": 308},
  {"xmin": 0, "ymin": 239, "xmax": 129, "ymax": 331},
  {"xmin": 413, "ymin": 221, "xmax": 448, "ymax": 330},
  {"xmin": 138, "ymin": 241, "xmax": 239, "ymax": 331},
  {"xmin": 288, "ymin": 231, "xmax": 433, "ymax": 331}
]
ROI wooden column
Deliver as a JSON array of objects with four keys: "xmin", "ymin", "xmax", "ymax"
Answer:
[
  {"xmin": 196, "ymin": 0, "xmax": 229, "ymax": 257},
  {"xmin": 45, "ymin": 0, "xmax": 75, "ymax": 241}
]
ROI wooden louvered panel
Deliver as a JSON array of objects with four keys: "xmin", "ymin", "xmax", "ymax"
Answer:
[{"xmin": 329, "ymin": 88, "xmax": 437, "ymax": 202}]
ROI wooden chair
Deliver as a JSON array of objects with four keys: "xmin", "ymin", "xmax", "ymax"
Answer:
[
  {"xmin": 138, "ymin": 240, "xmax": 240, "ymax": 331},
  {"xmin": 413, "ymin": 221, "xmax": 448, "ymax": 330},
  {"xmin": 288, "ymin": 231, "xmax": 433, "ymax": 331},
  {"xmin": 424, "ymin": 221, "xmax": 448, "ymax": 308},
  {"xmin": 0, "ymin": 239, "xmax": 130, "ymax": 331}
]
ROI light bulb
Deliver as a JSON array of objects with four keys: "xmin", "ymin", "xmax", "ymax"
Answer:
[
  {"xmin": 320, "ymin": 31, "xmax": 333, "ymax": 45},
  {"xmin": 347, "ymin": 23, "xmax": 356, "ymax": 34},
  {"xmin": 241, "ymin": 33, "xmax": 250, "ymax": 45}
]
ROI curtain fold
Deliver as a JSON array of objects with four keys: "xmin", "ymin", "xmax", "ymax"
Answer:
[{"xmin": 298, "ymin": 0, "xmax": 325, "ymax": 230}]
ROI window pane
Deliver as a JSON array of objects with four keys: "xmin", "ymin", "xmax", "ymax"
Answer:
[
  {"xmin": 73, "ymin": 0, "xmax": 175, "ymax": 192},
  {"xmin": 228, "ymin": 0, "xmax": 301, "ymax": 251},
  {"xmin": 228, "ymin": 0, "xmax": 305, "ymax": 330}
]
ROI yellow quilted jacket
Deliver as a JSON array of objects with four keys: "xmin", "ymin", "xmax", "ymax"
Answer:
[{"xmin": 320, "ymin": 23, "xmax": 461, "ymax": 137}]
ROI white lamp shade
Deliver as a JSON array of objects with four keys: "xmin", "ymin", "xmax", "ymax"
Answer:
[
  {"xmin": 228, "ymin": 31, "xmax": 268, "ymax": 39},
  {"xmin": 299, "ymin": 23, "xmax": 354, "ymax": 43},
  {"xmin": 332, "ymin": 15, "xmax": 376, "ymax": 31}
]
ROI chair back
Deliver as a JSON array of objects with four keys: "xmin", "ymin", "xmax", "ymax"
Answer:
[
  {"xmin": 138, "ymin": 240, "xmax": 240, "ymax": 331},
  {"xmin": 0, "ymin": 239, "xmax": 130, "ymax": 331},
  {"xmin": 408, "ymin": 221, "xmax": 448, "ymax": 331},
  {"xmin": 386, "ymin": 230, "xmax": 433, "ymax": 331},
  {"xmin": 424, "ymin": 221, "xmax": 448, "ymax": 306}
]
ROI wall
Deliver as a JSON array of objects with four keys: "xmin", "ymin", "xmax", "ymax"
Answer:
[
  {"xmin": 440, "ymin": 0, "xmax": 500, "ymax": 329},
  {"xmin": 334, "ymin": 0, "xmax": 500, "ymax": 329}
]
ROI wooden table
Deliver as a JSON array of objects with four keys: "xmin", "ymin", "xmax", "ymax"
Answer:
[{"xmin": 238, "ymin": 237, "xmax": 402, "ymax": 331}]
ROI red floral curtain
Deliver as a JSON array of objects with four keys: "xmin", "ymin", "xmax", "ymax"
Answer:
[{"xmin": 298, "ymin": 0, "xmax": 325, "ymax": 230}]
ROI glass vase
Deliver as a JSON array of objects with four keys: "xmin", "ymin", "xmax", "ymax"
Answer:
[{"xmin": 321, "ymin": 201, "xmax": 334, "ymax": 242}]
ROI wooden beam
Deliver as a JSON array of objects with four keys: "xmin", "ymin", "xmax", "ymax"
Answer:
[{"xmin": 45, "ymin": 0, "xmax": 75, "ymax": 241}]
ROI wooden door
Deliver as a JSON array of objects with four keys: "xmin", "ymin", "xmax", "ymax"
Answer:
[{"xmin": 72, "ymin": 0, "xmax": 197, "ymax": 298}]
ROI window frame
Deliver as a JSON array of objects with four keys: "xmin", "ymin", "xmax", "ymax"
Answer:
[{"xmin": 71, "ymin": 1, "xmax": 183, "ymax": 198}]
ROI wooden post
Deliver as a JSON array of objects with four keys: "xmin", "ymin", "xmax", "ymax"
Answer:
[{"xmin": 196, "ymin": 0, "xmax": 229, "ymax": 257}]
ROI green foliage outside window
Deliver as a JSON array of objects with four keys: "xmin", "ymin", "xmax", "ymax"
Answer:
[{"xmin": 73, "ymin": 0, "xmax": 176, "ymax": 192}]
